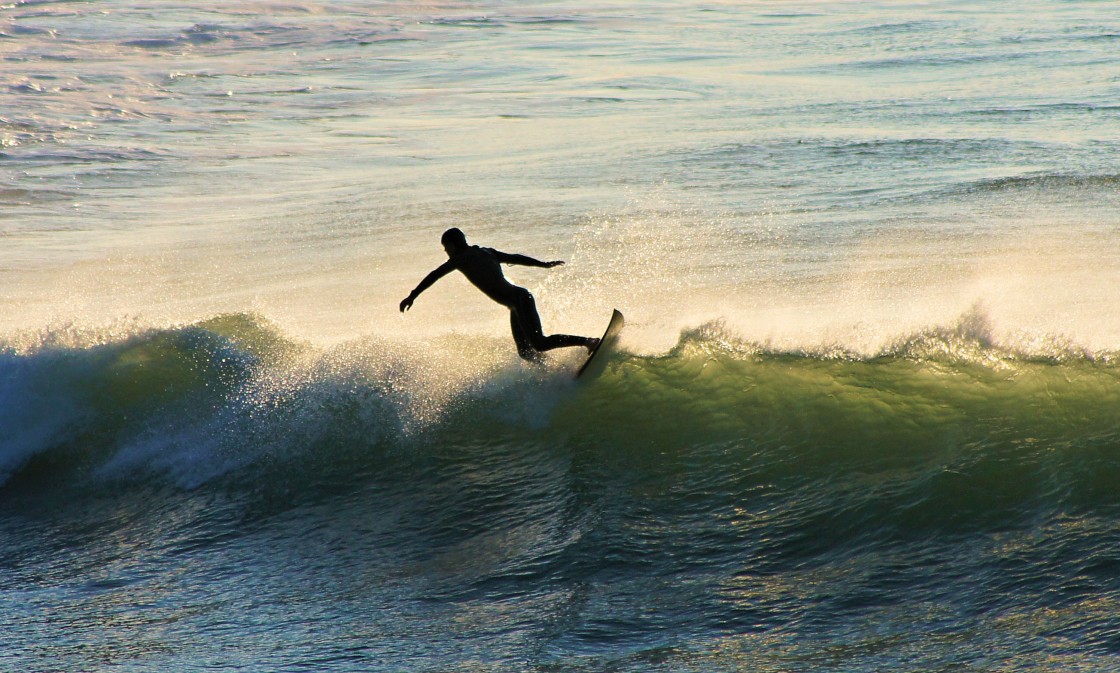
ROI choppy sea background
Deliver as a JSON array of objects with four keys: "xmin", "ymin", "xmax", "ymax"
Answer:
[{"xmin": 3, "ymin": 1, "xmax": 1120, "ymax": 671}]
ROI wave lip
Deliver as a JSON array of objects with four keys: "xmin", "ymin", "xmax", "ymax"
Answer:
[
  {"xmin": 2, "ymin": 310, "xmax": 1119, "ymax": 500},
  {"xmin": 0, "ymin": 315, "xmax": 269, "ymax": 487}
]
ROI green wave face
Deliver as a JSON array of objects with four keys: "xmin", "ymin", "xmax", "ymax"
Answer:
[{"xmin": 4, "ymin": 313, "xmax": 1117, "ymax": 525}]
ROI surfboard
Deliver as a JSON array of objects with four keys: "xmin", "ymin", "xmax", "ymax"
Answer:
[{"xmin": 576, "ymin": 309, "xmax": 624, "ymax": 379}]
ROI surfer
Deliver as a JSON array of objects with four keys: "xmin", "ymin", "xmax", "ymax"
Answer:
[{"xmin": 399, "ymin": 228, "xmax": 600, "ymax": 361}]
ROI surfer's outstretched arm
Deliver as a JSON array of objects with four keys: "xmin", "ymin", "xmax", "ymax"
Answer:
[
  {"xmin": 491, "ymin": 249, "xmax": 564, "ymax": 269},
  {"xmin": 400, "ymin": 260, "xmax": 455, "ymax": 312}
]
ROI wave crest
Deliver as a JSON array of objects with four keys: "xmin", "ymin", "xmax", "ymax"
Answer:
[{"xmin": 2, "ymin": 311, "xmax": 1118, "ymax": 497}]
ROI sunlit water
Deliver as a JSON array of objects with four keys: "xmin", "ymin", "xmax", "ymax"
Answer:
[{"xmin": 3, "ymin": 1, "xmax": 1120, "ymax": 671}]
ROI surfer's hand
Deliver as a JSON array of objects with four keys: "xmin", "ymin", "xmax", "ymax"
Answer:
[
  {"xmin": 399, "ymin": 295, "xmax": 414, "ymax": 312},
  {"xmin": 545, "ymin": 260, "xmax": 565, "ymax": 268}
]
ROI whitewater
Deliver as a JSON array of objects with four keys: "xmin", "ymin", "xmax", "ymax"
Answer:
[{"xmin": 3, "ymin": 1, "xmax": 1120, "ymax": 671}]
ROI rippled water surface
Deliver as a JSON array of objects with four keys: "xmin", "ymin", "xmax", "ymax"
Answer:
[{"xmin": 3, "ymin": 1, "xmax": 1120, "ymax": 671}]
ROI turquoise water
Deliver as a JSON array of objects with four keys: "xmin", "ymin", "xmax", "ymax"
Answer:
[{"xmin": 3, "ymin": 1, "xmax": 1120, "ymax": 671}]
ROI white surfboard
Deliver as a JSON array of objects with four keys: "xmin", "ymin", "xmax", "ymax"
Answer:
[{"xmin": 576, "ymin": 309, "xmax": 624, "ymax": 380}]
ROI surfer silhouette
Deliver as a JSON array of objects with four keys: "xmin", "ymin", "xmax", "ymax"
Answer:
[{"xmin": 399, "ymin": 228, "xmax": 599, "ymax": 361}]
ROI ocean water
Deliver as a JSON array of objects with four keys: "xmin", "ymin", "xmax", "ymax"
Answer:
[{"xmin": 3, "ymin": 1, "xmax": 1120, "ymax": 671}]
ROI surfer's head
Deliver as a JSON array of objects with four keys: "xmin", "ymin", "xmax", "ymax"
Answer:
[{"xmin": 441, "ymin": 227, "xmax": 468, "ymax": 256}]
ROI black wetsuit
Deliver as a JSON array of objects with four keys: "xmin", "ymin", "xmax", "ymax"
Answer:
[{"xmin": 404, "ymin": 245, "xmax": 592, "ymax": 360}]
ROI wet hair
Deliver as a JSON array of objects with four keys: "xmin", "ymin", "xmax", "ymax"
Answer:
[{"xmin": 441, "ymin": 227, "xmax": 468, "ymax": 251}]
